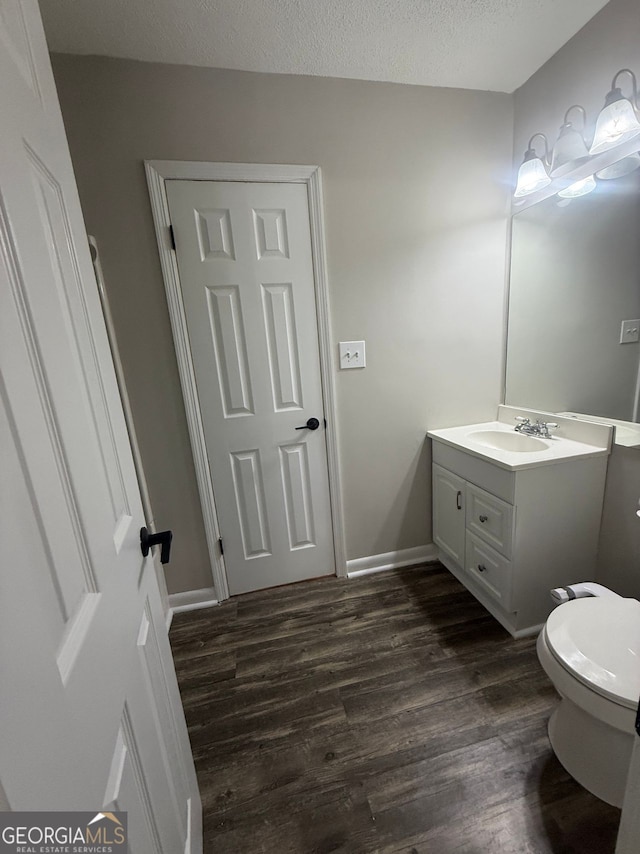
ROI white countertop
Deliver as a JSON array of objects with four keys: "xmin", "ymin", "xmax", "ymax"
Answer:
[{"xmin": 427, "ymin": 407, "xmax": 613, "ymax": 471}]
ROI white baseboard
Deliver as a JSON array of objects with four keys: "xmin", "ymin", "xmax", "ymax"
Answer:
[
  {"xmin": 167, "ymin": 587, "xmax": 219, "ymax": 628},
  {"xmin": 346, "ymin": 544, "xmax": 438, "ymax": 578}
]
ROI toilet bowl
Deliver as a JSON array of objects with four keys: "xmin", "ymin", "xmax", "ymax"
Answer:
[{"xmin": 537, "ymin": 594, "xmax": 640, "ymax": 807}]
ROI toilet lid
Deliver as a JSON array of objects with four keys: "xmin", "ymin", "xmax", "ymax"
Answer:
[{"xmin": 545, "ymin": 597, "xmax": 640, "ymax": 710}]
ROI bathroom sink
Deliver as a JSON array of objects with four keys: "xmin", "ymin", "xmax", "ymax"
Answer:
[
  {"xmin": 468, "ymin": 429, "xmax": 549, "ymax": 453},
  {"xmin": 428, "ymin": 407, "xmax": 613, "ymax": 471}
]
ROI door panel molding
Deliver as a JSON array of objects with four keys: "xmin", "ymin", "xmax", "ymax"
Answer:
[{"xmin": 145, "ymin": 161, "xmax": 346, "ymax": 600}]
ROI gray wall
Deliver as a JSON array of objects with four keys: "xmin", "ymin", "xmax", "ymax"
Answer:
[
  {"xmin": 513, "ymin": 0, "xmax": 640, "ymax": 596},
  {"xmin": 51, "ymin": 56, "xmax": 513, "ymax": 594}
]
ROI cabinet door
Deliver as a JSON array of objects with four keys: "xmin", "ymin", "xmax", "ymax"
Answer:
[{"xmin": 433, "ymin": 464, "xmax": 466, "ymax": 565}]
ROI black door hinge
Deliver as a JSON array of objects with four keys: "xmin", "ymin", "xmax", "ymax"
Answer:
[
  {"xmin": 169, "ymin": 224, "xmax": 176, "ymax": 251},
  {"xmin": 218, "ymin": 537, "xmax": 224, "ymax": 556}
]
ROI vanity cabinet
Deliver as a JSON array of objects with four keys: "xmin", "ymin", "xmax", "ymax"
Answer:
[
  {"xmin": 431, "ymin": 438, "xmax": 609, "ymax": 638},
  {"xmin": 433, "ymin": 464, "xmax": 515, "ymax": 609}
]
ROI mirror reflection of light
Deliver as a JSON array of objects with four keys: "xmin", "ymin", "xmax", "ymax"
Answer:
[
  {"xmin": 558, "ymin": 175, "xmax": 597, "ymax": 199},
  {"xmin": 596, "ymin": 152, "xmax": 640, "ymax": 180}
]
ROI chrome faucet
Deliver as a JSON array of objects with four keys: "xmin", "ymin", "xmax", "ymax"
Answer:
[{"xmin": 514, "ymin": 416, "xmax": 558, "ymax": 439}]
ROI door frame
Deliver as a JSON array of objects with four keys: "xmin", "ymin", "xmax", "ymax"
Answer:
[{"xmin": 145, "ymin": 161, "xmax": 346, "ymax": 600}]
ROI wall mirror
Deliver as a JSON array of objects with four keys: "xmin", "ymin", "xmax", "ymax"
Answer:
[{"xmin": 505, "ymin": 157, "xmax": 640, "ymax": 446}]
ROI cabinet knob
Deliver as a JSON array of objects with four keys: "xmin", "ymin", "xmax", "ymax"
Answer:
[
  {"xmin": 477, "ymin": 564, "xmax": 486, "ymax": 573},
  {"xmin": 456, "ymin": 490, "xmax": 462, "ymax": 510},
  {"xmin": 479, "ymin": 514, "xmax": 488, "ymax": 523}
]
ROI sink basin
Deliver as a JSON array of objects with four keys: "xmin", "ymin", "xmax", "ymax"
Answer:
[{"xmin": 469, "ymin": 430, "xmax": 549, "ymax": 453}]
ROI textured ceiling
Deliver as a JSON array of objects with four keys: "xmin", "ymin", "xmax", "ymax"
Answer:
[{"xmin": 39, "ymin": 0, "xmax": 610, "ymax": 93}]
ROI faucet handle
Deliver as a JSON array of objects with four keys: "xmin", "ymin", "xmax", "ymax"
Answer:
[
  {"xmin": 538, "ymin": 420, "xmax": 558, "ymax": 438},
  {"xmin": 515, "ymin": 416, "xmax": 530, "ymax": 424}
]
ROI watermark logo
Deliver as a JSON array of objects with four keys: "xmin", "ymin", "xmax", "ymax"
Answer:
[{"xmin": 0, "ymin": 811, "xmax": 127, "ymax": 853}]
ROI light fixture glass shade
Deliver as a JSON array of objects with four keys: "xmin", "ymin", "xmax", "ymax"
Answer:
[
  {"xmin": 595, "ymin": 152, "xmax": 640, "ymax": 179},
  {"xmin": 558, "ymin": 175, "xmax": 597, "ymax": 198},
  {"xmin": 550, "ymin": 127, "xmax": 590, "ymax": 177},
  {"xmin": 590, "ymin": 97, "xmax": 640, "ymax": 154},
  {"xmin": 514, "ymin": 157, "xmax": 551, "ymax": 197}
]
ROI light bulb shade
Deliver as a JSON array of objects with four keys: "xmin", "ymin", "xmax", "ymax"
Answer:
[
  {"xmin": 590, "ymin": 96, "xmax": 640, "ymax": 154},
  {"xmin": 514, "ymin": 156, "xmax": 551, "ymax": 197},
  {"xmin": 558, "ymin": 175, "xmax": 597, "ymax": 199},
  {"xmin": 550, "ymin": 127, "xmax": 590, "ymax": 177},
  {"xmin": 596, "ymin": 152, "xmax": 640, "ymax": 179}
]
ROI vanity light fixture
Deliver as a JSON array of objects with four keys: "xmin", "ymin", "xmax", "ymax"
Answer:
[
  {"xmin": 557, "ymin": 174, "xmax": 597, "ymax": 199},
  {"xmin": 590, "ymin": 69, "xmax": 640, "ymax": 155},
  {"xmin": 514, "ymin": 133, "xmax": 551, "ymax": 198},
  {"xmin": 550, "ymin": 105, "xmax": 591, "ymax": 177},
  {"xmin": 514, "ymin": 67, "xmax": 640, "ymax": 200}
]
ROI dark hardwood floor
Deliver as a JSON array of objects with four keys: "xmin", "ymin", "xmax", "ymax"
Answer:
[{"xmin": 169, "ymin": 562, "xmax": 621, "ymax": 853}]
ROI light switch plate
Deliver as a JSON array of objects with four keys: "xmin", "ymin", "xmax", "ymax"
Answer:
[
  {"xmin": 620, "ymin": 319, "xmax": 640, "ymax": 344},
  {"xmin": 339, "ymin": 341, "xmax": 366, "ymax": 369}
]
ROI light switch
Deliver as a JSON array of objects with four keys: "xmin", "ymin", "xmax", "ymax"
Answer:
[
  {"xmin": 339, "ymin": 341, "xmax": 366, "ymax": 369},
  {"xmin": 620, "ymin": 319, "xmax": 640, "ymax": 344}
]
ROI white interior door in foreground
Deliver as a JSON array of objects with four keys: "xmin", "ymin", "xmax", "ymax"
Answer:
[
  {"xmin": 0, "ymin": 3, "xmax": 201, "ymax": 850},
  {"xmin": 166, "ymin": 180, "xmax": 334, "ymax": 595}
]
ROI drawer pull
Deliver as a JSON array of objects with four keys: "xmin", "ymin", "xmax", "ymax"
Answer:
[
  {"xmin": 479, "ymin": 514, "xmax": 488, "ymax": 523},
  {"xmin": 456, "ymin": 490, "xmax": 462, "ymax": 510},
  {"xmin": 477, "ymin": 564, "xmax": 486, "ymax": 573}
]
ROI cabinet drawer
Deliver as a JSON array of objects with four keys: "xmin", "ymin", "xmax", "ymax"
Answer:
[
  {"xmin": 466, "ymin": 532, "xmax": 513, "ymax": 610},
  {"xmin": 466, "ymin": 483, "xmax": 514, "ymax": 558}
]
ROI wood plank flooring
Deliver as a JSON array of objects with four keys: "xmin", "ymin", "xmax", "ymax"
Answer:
[{"xmin": 169, "ymin": 563, "xmax": 621, "ymax": 853}]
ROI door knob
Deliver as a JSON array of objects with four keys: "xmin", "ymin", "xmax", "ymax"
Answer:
[
  {"xmin": 140, "ymin": 527, "xmax": 173, "ymax": 565},
  {"xmin": 295, "ymin": 417, "xmax": 320, "ymax": 431}
]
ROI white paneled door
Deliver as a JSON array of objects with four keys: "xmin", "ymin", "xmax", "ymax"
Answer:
[
  {"xmin": 0, "ymin": 2, "xmax": 201, "ymax": 849},
  {"xmin": 166, "ymin": 180, "xmax": 334, "ymax": 594}
]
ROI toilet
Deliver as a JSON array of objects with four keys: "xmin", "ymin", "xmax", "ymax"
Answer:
[{"xmin": 537, "ymin": 588, "xmax": 640, "ymax": 807}]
